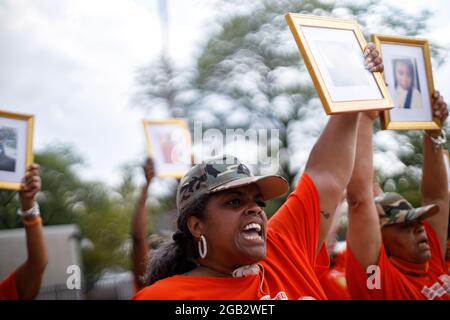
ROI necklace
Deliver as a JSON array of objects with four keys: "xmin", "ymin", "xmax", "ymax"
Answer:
[
  {"xmin": 196, "ymin": 264, "xmax": 233, "ymax": 277},
  {"xmin": 196, "ymin": 263, "xmax": 261, "ymax": 278}
]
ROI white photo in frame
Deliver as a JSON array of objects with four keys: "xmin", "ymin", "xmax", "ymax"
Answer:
[
  {"xmin": 143, "ymin": 119, "xmax": 192, "ymax": 178},
  {"xmin": 285, "ymin": 14, "xmax": 392, "ymax": 114},
  {"xmin": 0, "ymin": 111, "xmax": 34, "ymax": 190},
  {"xmin": 302, "ymin": 26, "xmax": 382, "ymax": 102}
]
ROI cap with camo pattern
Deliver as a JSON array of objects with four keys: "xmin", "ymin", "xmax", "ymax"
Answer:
[
  {"xmin": 176, "ymin": 155, "xmax": 288, "ymax": 213},
  {"xmin": 375, "ymin": 192, "xmax": 439, "ymax": 228}
]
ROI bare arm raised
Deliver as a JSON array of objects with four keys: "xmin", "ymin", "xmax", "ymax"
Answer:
[
  {"xmin": 15, "ymin": 164, "xmax": 48, "ymax": 300},
  {"xmin": 131, "ymin": 158, "xmax": 154, "ymax": 290},
  {"xmin": 305, "ymin": 43, "xmax": 383, "ymax": 252},
  {"xmin": 421, "ymin": 91, "xmax": 449, "ymax": 258}
]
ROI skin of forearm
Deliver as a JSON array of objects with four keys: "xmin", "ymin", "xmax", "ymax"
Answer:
[
  {"xmin": 132, "ymin": 184, "xmax": 150, "ymax": 242},
  {"xmin": 131, "ymin": 184, "xmax": 151, "ymax": 289},
  {"xmin": 23, "ymin": 218, "xmax": 48, "ymax": 272},
  {"xmin": 306, "ymin": 113, "xmax": 360, "ymax": 193},
  {"xmin": 15, "ymin": 219, "xmax": 48, "ymax": 300},
  {"xmin": 421, "ymin": 136, "xmax": 448, "ymax": 206},
  {"xmin": 305, "ymin": 114, "xmax": 360, "ymax": 210},
  {"xmin": 306, "ymin": 113, "xmax": 360, "ymax": 250},
  {"xmin": 346, "ymin": 114, "xmax": 381, "ymax": 268},
  {"xmin": 347, "ymin": 115, "xmax": 374, "ymax": 205},
  {"xmin": 421, "ymin": 135, "xmax": 449, "ymax": 257}
]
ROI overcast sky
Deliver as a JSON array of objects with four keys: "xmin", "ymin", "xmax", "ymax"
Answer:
[{"xmin": 1, "ymin": 0, "xmax": 449, "ymax": 188}]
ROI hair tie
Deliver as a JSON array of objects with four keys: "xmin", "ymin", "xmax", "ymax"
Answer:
[{"xmin": 172, "ymin": 230, "xmax": 185, "ymax": 243}]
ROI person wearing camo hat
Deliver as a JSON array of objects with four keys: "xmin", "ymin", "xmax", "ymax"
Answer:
[
  {"xmin": 344, "ymin": 90, "xmax": 450, "ymax": 300},
  {"xmin": 132, "ymin": 44, "xmax": 384, "ymax": 300}
]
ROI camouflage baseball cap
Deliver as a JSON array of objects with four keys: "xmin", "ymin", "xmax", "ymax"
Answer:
[
  {"xmin": 176, "ymin": 155, "xmax": 288, "ymax": 213},
  {"xmin": 375, "ymin": 192, "xmax": 439, "ymax": 228}
]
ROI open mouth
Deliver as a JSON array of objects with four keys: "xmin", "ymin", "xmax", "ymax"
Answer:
[
  {"xmin": 241, "ymin": 222, "xmax": 263, "ymax": 242},
  {"xmin": 418, "ymin": 238, "xmax": 429, "ymax": 249}
]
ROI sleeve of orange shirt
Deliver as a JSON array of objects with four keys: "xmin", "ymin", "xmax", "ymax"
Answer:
[
  {"xmin": 0, "ymin": 272, "xmax": 19, "ymax": 300},
  {"xmin": 269, "ymin": 173, "xmax": 322, "ymax": 266}
]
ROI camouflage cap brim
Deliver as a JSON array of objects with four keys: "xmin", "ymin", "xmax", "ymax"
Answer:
[
  {"xmin": 210, "ymin": 175, "xmax": 289, "ymax": 201},
  {"xmin": 409, "ymin": 203, "xmax": 440, "ymax": 221},
  {"xmin": 380, "ymin": 203, "xmax": 440, "ymax": 227}
]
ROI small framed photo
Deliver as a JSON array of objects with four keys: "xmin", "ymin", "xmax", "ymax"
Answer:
[
  {"xmin": 0, "ymin": 110, "xmax": 34, "ymax": 190},
  {"xmin": 443, "ymin": 150, "xmax": 450, "ymax": 192},
  {"xmin": 285, "ymin": 13, "xmax": 393, "ymax": 114},
  {"xmin": 143, "ymin": 118, "xmax": 192, "ymax": 178},
  {"xmin": 372, "ymin": 34, "xmax": 439, "ymax": 130}
]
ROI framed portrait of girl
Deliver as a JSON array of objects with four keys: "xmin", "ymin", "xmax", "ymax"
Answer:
[{"xmin": 372, "ymin": 34, "xmax": 440, "ymax": 130}]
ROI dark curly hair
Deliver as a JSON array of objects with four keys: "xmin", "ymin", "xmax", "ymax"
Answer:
[{"xmin": 145, "ymin": 194, "xmax": 209, "ymax": 285}]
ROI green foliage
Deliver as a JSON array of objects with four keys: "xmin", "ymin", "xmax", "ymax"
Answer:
[
  {"xmin": 0, "ymin": 145, "xmax": 144, "ymax": 286},
  {"xmin": 135, "ymin": 0, "xmax": 448, "ymax": 214}
]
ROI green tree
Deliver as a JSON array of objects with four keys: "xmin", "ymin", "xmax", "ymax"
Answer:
[
  {"xmin": 136, "ymin": 0, "xmax": 447, "ymax": 213},
  {"xmin": 0, "ymin": 145, "xmax": 140, "ymax": 286}
]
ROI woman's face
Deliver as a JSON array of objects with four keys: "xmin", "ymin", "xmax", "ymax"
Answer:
[
  {"xmin": 200, "ymin": 184, "xmax": 268, "ymax": 270},
  {"xmin": 381, "ymin": 220, "xmax": 431, "ymax": 264},
  {"xmin": 395, "ymin": 62, "xmax": 413, "ymax": 90}
]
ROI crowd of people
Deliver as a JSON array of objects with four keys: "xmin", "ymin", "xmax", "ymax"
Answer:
[{"xmin": 0, "ymin": 44, "xmax": 449, "ymax": 300}]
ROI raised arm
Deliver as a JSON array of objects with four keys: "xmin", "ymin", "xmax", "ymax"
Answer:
[
  {"xmin": 345, "ymin": 113, "xmax": 382, "ymax": 269},
  {"xmin": 15, "ymin": 164, "xmax": 48, "ymax": 300},
  {"xmin": 421, "ymin": 91, "xmax": 449, "ymax": 258},
  {"xmin": 305, "ymin": 44, "xmax": 383, "ymax": 252},
  {"xmin": 131, "ymin": 157, "xmax": 154, "ymax": 290}
]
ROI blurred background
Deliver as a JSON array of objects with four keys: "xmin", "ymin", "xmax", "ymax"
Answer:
[{"xmin": 0, "ymin": 0, "xmax": 449, "ymax": 299}]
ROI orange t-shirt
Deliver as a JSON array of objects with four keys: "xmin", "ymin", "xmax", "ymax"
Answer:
[
  {"xmin": 133, "ymin": 173, "xmax": 329, "ymax": 300},
  {"xmin": 0, "ymin": 271, "xmax": 19, "ymax": 300},
  {"xmin": 346, "ymin": 222, "xmax": 450, "ymax": 300},
  {"xmin": 320, "ymin": 250, "xmax": 350, "ymax": 300}
]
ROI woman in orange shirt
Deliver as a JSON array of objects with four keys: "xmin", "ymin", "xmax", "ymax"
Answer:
[
  {"xmin": 133, "ymin": 45, "xmax": 384, "ymax": 300},
  {"xmin": 345, "ymin": 92, "xmax": 450, "ymax": 300}
]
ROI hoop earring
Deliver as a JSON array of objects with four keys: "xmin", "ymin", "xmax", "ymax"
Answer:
[{"xmin": 198, "ymin": 235, "xmax": 207, "ymax": 259}]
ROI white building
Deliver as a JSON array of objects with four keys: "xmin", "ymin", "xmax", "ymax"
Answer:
[{"xmin": 0, "ymin": 224, "xmax": 83, "ymax": 299}]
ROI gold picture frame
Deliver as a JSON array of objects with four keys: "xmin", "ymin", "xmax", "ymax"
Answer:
[
  {"xmin": 372, "ymin": 34, "xmax": 439, "ymax": 130},
  {"xmin": 285, "ymin": 13, "xmax": 393, "ymax": 114},
  {"xmin": 143, "ymin": 118, "xmax": 192, "ymax": 178},
  {"xmin": 0, "ymin": 110, "xmax": 34, "ymax": 190}
]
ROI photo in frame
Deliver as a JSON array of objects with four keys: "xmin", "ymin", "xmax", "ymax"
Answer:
[
  {"xmin": 285, "ymin": 13, "xmax": 393, "ymax": 114},
  {"xmin": 0, "ymin": 110, "xmax": 34, "ymax": 190},
  {"xmin": 143, "ymin": 119, "xmax": 192, "ymax": 178},
  {"xmin": 372, "ymin": 34, "xmax": 439, "ymax": 130}
]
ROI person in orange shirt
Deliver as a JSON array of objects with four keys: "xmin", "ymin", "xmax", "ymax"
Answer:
[
  {"xmin": 345, "ymin": 92, "xmax": 450, "ymax": 300},
  {"xmin": 0, "ymin": 164, "xmax": 48, "ymax": 300},
  {"xmin": 132, "ymin": 44, "xmax": 384, "ymax": 300}
]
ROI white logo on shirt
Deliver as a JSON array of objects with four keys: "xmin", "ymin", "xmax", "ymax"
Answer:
[
  {"xmin": 259, "ymin": 291, "xmax": 317, "ymax": 300},
  {"xmin": 421, "ymin": 275, "xmax": 450, "ymax": 300}
]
